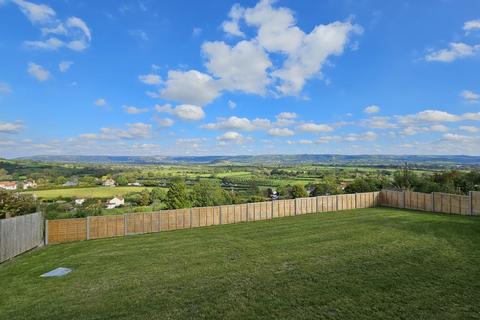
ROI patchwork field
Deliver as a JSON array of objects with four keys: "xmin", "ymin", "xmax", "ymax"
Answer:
[
  {"xmin": 23, "ymin": 186, "xmax": 157, "ymax": 199},
  {"xmin": 1, "ymin": 208, "xmax": 479, "ymax": 319}
]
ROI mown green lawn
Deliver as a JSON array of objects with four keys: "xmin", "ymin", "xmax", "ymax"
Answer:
[
  {"xmin": 23, "ymin": 186, "xmax": 157, "ymax": 199},
  {"xmin": 1, "ymin": 208, "xmax": 479, "ymax": 319}
]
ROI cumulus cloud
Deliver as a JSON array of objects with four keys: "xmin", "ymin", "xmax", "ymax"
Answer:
[
  {"xmin": 0, "ymin": 121, "xmax": 23, "ymax": 134},
  {"xmin": 228, "ymin": 100, "xmax": 237, "ymax": 109},
  {"xmin": 361, "ymin": 116, "xmax": 397, "ymax": 129},
  {"xmin": 27, "ymin": 62, "xmax": 49, "ymax": 81},
  {"xmin": 429, "ymin": 124, "xmax": 449, "ymax": 132},
  {"xmin": 460, "ymin": 90, "xmax": 480, "ymax": 103},
  {"xmin": 276, "ymin": 112, "xmax": 297, "ymax": 120},
  {"xmin": 217, "ymin": 131, "xmax": 248, "ymax": 144},
  {"xmin": 425, "ymin": 42, "xmax": 479, "ymax": 62},
  {"xmin": 123, "ymin": 105, "xmax": 149, "ymax": 114},
  {"xmin": 222, "ymin": 3, "xmax": 245, "ymax": 37},
  {"xmin": 80, "ymin": 123, "xmax": 151, "ymax": 140},
  {"xmin": 464, "ymin": 19, "xmax": 480, "ymax": 33},
  {"xmin": 459, "ymin": 125, "xmax": 479, "ymax": 133},
  {"xmin": 202, "ymin": 116, "xmax": 270, "ymax": 131},
  {"xmin": 396, "ymin": 110, "xmax": 462, "ymax": 124},
  {"xmin": 12, "ymin": 0, "xmax": 55, "ymax": 24},
  {"xmin": 59, "ymin": 60, "xmax": 73, "ymax": 72},
  {"xmin": 363, "ymin": 105, "xmax": 380, "ymax": 113},
  {"xmin": 297, "ymin": 123, "xmax": 333, "ymax": 133},
  {"xmin": 154, "ymin": 117, "xmax": 174, "ymax": 127},
  {"xmin": 139, "ymin": 74, "xmax": 162, "ymax": 85},
  {"xmin": 202, "ymin": 40, "xmax": 272, "ymax": 94},
  {"xmin": 344, "ymin": 131, "xmax": 377, "ymax": 142},
  {"xmin": 155, "ymin": 103, "xmax": 205, "ymax": 121},
  {"xmin": 267, "ymin": 127, "xmax": 294, "ymax": 136},
  {"xmin": 159, "ymin": 70, "xmax": 219, "ymax": 106}
]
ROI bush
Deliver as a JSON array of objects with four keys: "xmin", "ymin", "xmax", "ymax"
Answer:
[{"xmin": 0, "ymin": 191, "xmax": 37, "ymax": 219}]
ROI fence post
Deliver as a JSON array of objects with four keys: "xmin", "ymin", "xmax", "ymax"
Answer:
[
  {"xmin": 44, "ymin": 219, "xmax": 48, "ymax": 246},
  {"xmin": 469, "ymin": 191, "xmax": 474, "ymax": 216},
  {"xmin": 190, "ymin": 208, "xmax": 193, "ymax": 228},
  {"xmin": 431, "ymin": 192, "xmax": 435, "ymax": 212},
  {"xmin": 355, "ymin": 193, "xmax": 358, "ymax": 209},
  {"xmin": 402, "ymin": 190, "xmax": 406, "ymax": 209},
  {"xmin": 124, "ymin": 214, "xmax": 128, "ymax": 236},
  {"xmin": 219, "ymin": 206, "xmax": 223, "ymax": 224},
  {"xmin": 246, "ymin": 203, "xmax": 249, "ymax": 222},
  {"xmin": 294, "ymin": 198, "xmax": 297, "ymax": 215},
  {"xmin": 336, "ymin": 195, "xmax": 339, "ymax": 211},
  {"xmin": 86, "ymin": 216, "xmax": 90, "ymax": 240},
  {"xmin": 271, "ymin": 201, "xmax": 274, "ymax": 219}
]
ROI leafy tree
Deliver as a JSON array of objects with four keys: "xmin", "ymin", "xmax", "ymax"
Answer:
[
  {"xmin": 138, "ymin": 189, "xmax": 152, "ymax": 206},
  {"xmin": 56, "ymin": 176, "xmax": 67, "ymax": 185},
  {"xmin": 165, "ymin": 179, "xmax": 190, "ymax": 209},
  {"xmin": 344, "ymin": 176, "xmax": 385, "ymax": 193},
  {"xmin": 116, "ymin": 175, "xmax": 129, "ymax": 186},
  {"xmin": 290, "ymin": 185, "xmax": 308, "ymax": 198},
  {"xmin": 190, "ymin": 180, "xmax": 229, "ymax": 207},
  {"xmin": 392, "ymin": 165, "xmax": 419, "ymax": 190},
  {"xmin": 75, "ymin": 199, "xmax": 103, "ymax": 218},
  {"xmin": 150, "ymin": 187, "xmax": 166, "ymax": 202},
  {"xmin": 311, "ymin": 180, "xmax": 340, "ymax": 196},
  {"xmin": 0, "ymin": 191, "xmax": 37, "ymax": 219}
]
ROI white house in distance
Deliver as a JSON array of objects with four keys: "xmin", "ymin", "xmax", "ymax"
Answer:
[
  {"xmin": 103, "ymin": 178, "xmax": 116, "ymax": 187},
  {"xmin": 106, "ymin": 196, "xmax": 124, "ymax": 209},
  {"xmin": 75, "ymin": 198, "xmax": 86, "ymax": 205},
  {"xmin": 23, "ymin": 180, "xmax": 37, "ymax": 190},
  {"xmin": 0, "ymin": 181, "xmax": 17, "ymax": 190},
  {"xmin": 128, "ymin": 182, "xmax": 142, "ymax": 186}
]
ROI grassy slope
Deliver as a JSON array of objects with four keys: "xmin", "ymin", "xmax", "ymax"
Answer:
[
  {"xmin": 1, "ymin": 208, "xmax": 479, "ymax": 320},
  {"xmin": 22, "ymin": 186, "xmax": 157, "ymax": 199}
]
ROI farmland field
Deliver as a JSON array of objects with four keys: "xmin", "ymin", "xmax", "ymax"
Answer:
[
  {"xmin": 23, "ymin": 186, "xmax": 158, "ymax": 199},
  {"xmin": 1, "ymin": 207, "xmax": 479, "ymax": 319}
]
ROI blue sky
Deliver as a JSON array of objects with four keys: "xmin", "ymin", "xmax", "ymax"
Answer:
[{"xmin": 0, "ymin": 0, "xmax": 479, "ymax": 158}]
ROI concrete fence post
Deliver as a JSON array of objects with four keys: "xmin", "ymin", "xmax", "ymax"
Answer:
[
  {"xmin": 86, "ymin": 216, "xmax": 90, "ymax": 240},
  {"xmin": 44, "ymin": 219, "xmax": 48, "ymax": 246}
]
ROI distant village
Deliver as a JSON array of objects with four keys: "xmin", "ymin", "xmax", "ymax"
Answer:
[{"xmin": 0, "ymin": 178, "xmax": 136, "ymax": 210}]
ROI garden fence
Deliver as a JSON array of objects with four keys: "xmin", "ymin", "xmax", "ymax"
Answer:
[
  {"xmin": 46, "ymin": 192, "xmax": 380, "ymax": 244},
  {"xmin": 0, "ymin": 212, "xmax": 43, "ymax": 263}
]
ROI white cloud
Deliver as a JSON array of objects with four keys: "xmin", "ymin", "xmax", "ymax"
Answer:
[
  {"xmin": 27, "ymin": 62, "xmax": 49, "ymax": 81},
  {"xmin": 459, "ymin": 125, "xmax": 479, "ymax": 133},
  {"xmin": 363, "ymin": 105, "xmax": 380, "ymax": 113},
  {"xmin": 442, "ymin": 133, "xmax": 473, "ymax": 143},
  {"xmin": 80, "ymin": 123, "xmax": 151, "ymax": 140},
  {"xmin": 13, "ymin": 0, "xmax": 55, "ymax": 24},
  {"xmin": 94, "ymin": 98, "xmax": 107, "ymax": 106},
  {"xmin": 221, "ymin": 3, "xmax": 245, "ymax": 37},
  {"xmin": 123, "ymin": 105, "xmax": 149, "ymax": 114},
  {"xmin": 155, "ymin": 103, "xmax": 205, "ymax": 121},
  {"xmin": 154, "ymin": 117, "xmax": 174, "ymax": 127},
  {"xmin": 276, "ymin": 112, "xmax": 297, "ymax": 120},
  {"xmin": 159, "ymin": 70, "xmax": 220, "ymax": 106},
  {"xmin": 396, "ymin": 110, "xmax": 462, "ymax": 124},
  {"xmin": 429, "ymin": 124, "xmax": 449, "ymax": 132},
  {"xmin": 425, "ymin": 42, "xmax": 480, "ymax": 62},
  {"xmin": 344, "ymin": 131, "xmax": 377, "ymax": 142},
  {"xmin": 24, "ymin": 37, "xmax": 64, "ymax": 50},
  {"xmin": 0, "ymin": 82, "xmax": 12, "ymax": 95},
  {"xmin": 192, "ymin": 27, "xmax": 202, "ymax": 36},
  {"xmin": 228, "ymin": 100, "xmax": 236, "ymax": 109},
  {"xmin": 464, "ymin": 19, "xmax": 480, "ymax": 33},
  {"xmin": 460, "ymin": 90, "xmax": 480, "ymax": 103},
  {"xmin": 217, "ymin": 131, "xmax": 247, "ymax": 144},
  {"xmin": 202, "ymin": 116, "xmax": 270, "ymax": 131},
  {"xmin": 0, "ymin": 122, "xmax": 23, "ymax": 134},
  {"xmin": 361, "ymin": 116, "xmax": 396, "ymax": 129},
  {"xmin": 59, "ymin": 61, "xmax": 73, "ymax": 72},
  {"xmin": 139, "ymin": 74, "xmax": 162, "ymax": 85},
  {"xmin": 297, "ymin": 123, "xmax": 333, "ymax": 133},
  {"xmin": 267, "ymin": 127, "xmax": 294, "ymax": 136},
  {"xmin": 401, "ymin": 127, "xmax": 419, "ymax": 136},
  {"xmin": 129, "ymin": 29, "xmax": 149, "ymax": 41},
  {"xmin": 202, "ymin": 40, "xmax": 272, "ymax": 94},
  {"xmin": 66, "ymin": 17, "xmax": 91, "ymax": 41}
]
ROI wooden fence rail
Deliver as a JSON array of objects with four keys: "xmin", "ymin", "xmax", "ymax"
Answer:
[
  {"xmin": 46, "ymin": 192, "xmax": 381, "ymax": 244},
  {"xmin": 0, "ymin": 212, "xmax": 43, "ymax": 263}
]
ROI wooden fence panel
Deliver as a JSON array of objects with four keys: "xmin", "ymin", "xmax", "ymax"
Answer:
[
  {"xmin": 89, "ymin": 215, "xmax": 124, "ymax": 239},
  {"xmin": 47, "ymin": 218, "xmax": 86, "ymax": 244},
  {"xmin": 472, "ymin": 192, "xmax": 480, "ymax": 215},
  {"xmin": 1, "ymin": 213, "xmax": 43, "ymax": 263}
]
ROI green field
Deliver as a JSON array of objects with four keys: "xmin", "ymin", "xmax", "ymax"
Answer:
[
  {"xmin": 23, "ymin": 186, "xmax": 157, "ymax": 199},
  {"xmin": 1, "ymin": 208, "xmax": 480, "ymax": 319}
]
